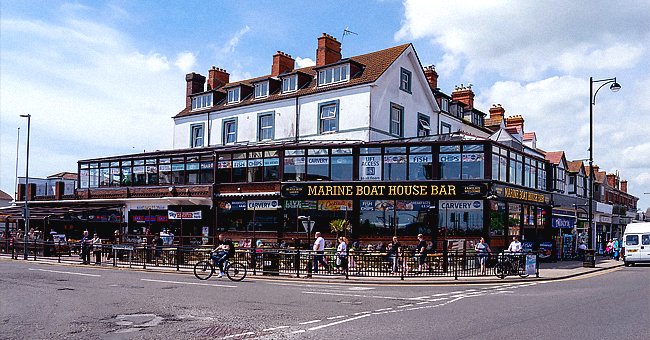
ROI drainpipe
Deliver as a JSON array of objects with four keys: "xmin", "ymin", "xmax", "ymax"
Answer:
[{"xmin": 294, "ymin": 96, "xmax": 300, "ymax": 142}]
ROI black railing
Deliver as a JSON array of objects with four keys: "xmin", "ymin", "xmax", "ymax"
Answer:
[{"xmin": 0, "ymin": 239, "xmax": 540, "ymax": 280}]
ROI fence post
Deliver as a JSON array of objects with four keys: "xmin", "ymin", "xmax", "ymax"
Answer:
[
  {"xmin": 252, "ymin": 248, "xmax": 257, "ymax": 276},
  {"xmin": 33, "ymin": 239, "xmax": 37, "ymax": 261},
  {"xmin": 454, "ymin": 252, "xmax": 458, "ymax": 280},
  {"xmin": 113, "ymin": 247, "xmax": 117, "ymax": 267},
  {"xmin": 536, "ymin": 252, "xmax": 540, "ymax": 278},
  {"xmin": 345, "ymin": 253, "xmax": 349, "ymax": 280},
  {"xmin": 143, "ymin": 246, "xmax": 147, "ymax": 270},
  {"xmin": 295, "ymin": 249, "xmax": 300, "ymax": 278},
  {"xmin": 176, "ymin": 247, "xmax": 180, "ymax": 271}
]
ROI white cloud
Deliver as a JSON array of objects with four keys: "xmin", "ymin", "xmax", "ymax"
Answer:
[
  {"xmin": 221, "ymin": 25, "xmax": 251, "ymax": 55},
  {"xmin": 295, "ymin": 57, "xmax": 315, "ymax": 68},
  {"xmin": 174, "ymin": 52, "xmax": 197, "ymax": 72}
]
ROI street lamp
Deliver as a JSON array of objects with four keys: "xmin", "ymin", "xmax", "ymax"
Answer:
[
  {"xmin": 589, "ymin": 77, "xmax": 621, "ymax": 250},
  {"xmin": 20, "ymin": 114, "xmax": 31, "ymax": 260}
]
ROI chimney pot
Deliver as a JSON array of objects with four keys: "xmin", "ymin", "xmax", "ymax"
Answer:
[
  {"xmin": 451, "ymin": 84, "xmax": 475, "ymax": 110},
  {"xmin": 207, "ymin": 67, "xmax": 229, "ymax": 90},
  {"xmin": 316, "ymin": 32, "xmax": 342, "ymax": 66},
  {"xmin": 423, "ymin": 65, "xmax": 439, "ymax": 90},
  {"xmin": 185, "ymin": 72, "xmax": 206, "ymax": 108},
  {"xmin": 272, "ymin": 50, "xmax": 295, "ymax": 76}
]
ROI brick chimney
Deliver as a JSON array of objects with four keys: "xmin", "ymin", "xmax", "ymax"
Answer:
[
  {"xmin": 451, "ymin": 84, "xmax": 475, "ymax": 110},
  {"xmin": 185, "ymin": 72, "xmax": 206, "ymax": 108},
  {"xmin": 272, "ymin": 51, "xmax": 295, "ymax": 76},
  {"xmin": 606, "ymin": 174, "xmax": 616, "ymax": 188},
  {"xmin": 489, "ymin": 104, "xmax": 505, "ymax": 122},
  {"xmin": 505, "ymin": 115, "xmax": 525, "ymax": 134},
  {"xmin": 621, "ymin": 180, "xmax": 628, "ymax": 193},
  {"xmin": 316, "ymin": 33, "xmax": 341, "ymax": 66},
  {"xmin": 207, "ymin": 67, "xmax": 229, "ymax": 90},
  {"xmin": 423, "ymin": 65, "xmax": 438, "ymax": 90}
]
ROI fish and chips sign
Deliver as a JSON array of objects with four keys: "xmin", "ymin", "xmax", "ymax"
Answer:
[
  {"xmin": 281, "ymin": 182, "xmax": 486, "ymax": 199},
  {"xmin": 168, "ymin": 210, "xmax": 202, "ymax": 220}
]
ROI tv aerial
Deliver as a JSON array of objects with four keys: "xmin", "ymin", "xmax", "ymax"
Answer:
[{"xmin": 341, "ymin": 27, "xmax": 358, "ymax": 41}]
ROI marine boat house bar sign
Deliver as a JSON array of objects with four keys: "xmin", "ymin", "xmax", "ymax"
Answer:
[{"xmin": 281, "ymin": 182, "xmax": 488, "ymax": 200}]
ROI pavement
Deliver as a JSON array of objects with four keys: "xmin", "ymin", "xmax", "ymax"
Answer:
[{"xmin": 0, "ymin": 253, "xmax": 623, "ymax": 285}]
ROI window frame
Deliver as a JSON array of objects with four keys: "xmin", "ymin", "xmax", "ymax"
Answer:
[
  {"xmin": 282, "ymin": 75, "xmax": 298, "ymax": 93},
  {"xmin": 317, "ymin": 64, "xmax": 350, "ymax": 86},
  {"xmin": 190, "ymin": 123, "xmax": 205, "ymax": 148},
  {"xmin": 257, "ymin": 111, "xmax": 275, "ymax": 141},
  {"xmin": 227, "ymin": 87, "xmax": 241, "ymax": 104},
  {"xmin": 318, "ymin": 100, "xmax": 340, "ymax": 134},
  {"xmin": 440, "ymin": 122, "xmax": 452, "ymax": 134},
  {"xmin": 254, "ymin": 81, "xmax": 269, "ymax": 99},
  {"xmin": 222, "ymin": 118, "xmax": 238, "ymax": 145},
  {"xmin": 400, "ymin": 67, "xmax": 412, "ymax": 93},
  {"xmin": 191, "ymin": 93, "xmax": 213, "ymax": 111},
  {"xmin": 417, "ymin": 113, "xmax": 430, "ymax": 137},
  {"xmin": 389, "ymin": 103, "xmax": 404, "ymax": 137}
]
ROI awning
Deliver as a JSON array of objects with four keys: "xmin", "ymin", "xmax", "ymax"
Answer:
[{"xmin": 0, "ymin": 203, "xmax": 124, "ymax": 221}]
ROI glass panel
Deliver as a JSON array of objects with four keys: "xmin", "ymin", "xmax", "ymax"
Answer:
[
  {"xmin": 359, "ymin": 154, "xmax": 382, "ymax": 181},
  {"xmin": 283, "ymin": 157, "xmax": 305, "ymax": 181},
  {"xmin": 360, "ymin": 147, "xmax": 381, "ymax": 154},
  {"xmin": 285, "ymin": 149, "xmax": 305, "ymax": 156},
  {"xmin": 264, "ymin": 150, "xmax": 278, "ymax": 157},
  {"xmin": 385, "ymin": 147, "xmax": 406, "ymax": 154},
  {"xmin": 438, "ymin": 200, "xmax": 484, "ymax": 237},
  {"xmin": 249, "ymin": 151, "xmax": 262, "ymax": 158},
  {"xmin": 308, "ymin": 148, "xmax": 328, "ymax": 155},
  {"xmin": 462, "ymin": 153, "xmax": 485, "ymax": 179},
  {"xmin": 232, "ymin": 158, "xmax": 247, "ymax": 183},
  {"xmin": 439, "ymin": 154, "xmax": 461, "ymax": 180},
  {"xmin": 626, "ymin": 235, "xmax": 638, "ymax": 245},
  {"xmin": 99, "ymin": 168, "xmax": 110, "ymax": 187},
  {"xmin": 383, "ymin": 155, "xmax": 407, "ymax": 181},
  {"xmin": 440, "ymin": 145, "xmax": 460, "ymax": 153},
  {"xmin": 408, "ymin": 154, "xmax": 432, "ymax": 180},
  {"xmin": 263, "ymin": 158, "xmax": 279, "ymax": 181},
  {"xmin": 121, "ymin": 167, "xmax": 132, "ymax": 186},
  {"xmin": 307, "ymin": 156, "xmax": 330, "ymax": 180},
  {"xmin": 233, "ymin": 153, "xmax": 246, "ymax": 160},
  {"xmin": 330, "ymin": 156, "xmax": 353, "ymax": 181},
  {"xmin": 409, "ymin": 146, "xmax": 431, "ymax": 153},
  {"xmin": 332, "ymin": 148, "xmax": 352, "ymax": 155},
  {"xmin": 247, "ymin": 159, "xmax": 263, "ymax": 182},
  {"xmin": 217, "ymin": 161, "xmax": 231, "ymax": 183},
  {"xmin": 463, "ymin": 144, "xmax": 484, "ymax": 152}
]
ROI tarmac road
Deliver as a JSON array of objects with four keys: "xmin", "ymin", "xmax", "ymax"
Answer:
[{"xmin": 0, "ymin": 259, "xmax": 647, "ymax": 339}]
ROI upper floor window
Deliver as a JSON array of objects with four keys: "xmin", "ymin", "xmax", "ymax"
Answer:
[
  {"xmin": 318, "ymin": 64, "xmax": 349, "ymax": 86},
  {"xmin": 190, "ymin": 123, "xmax": 204, "ymax": 148},
  {"xmin": 417, "ymin": 113, "xmax": 430, "ymax": 137},
  {"xmin": 227, "ymin": 87, "xmax": 241, "ymax": 104},
  {"xmin": 440, "ymin": 122, "xmax": 452, "ymax": 134},
  {"xmin": 282, "ymin": 75, "xmax": 297, "ymax": 93},
  {"xmin": 390, "ymin": 103, "xmax": 403, "ymax": 137},
  {"xmin": 191, "ymin": 93, "xmax": 213, "ymax": 110},
  {"xmin": 254, "ymin": 81, "xmax": 269, "ymax": 99},
  {"xmin": 400, "ymin": 68, "xmax": 412, "ymax": 93},
  {"xmin": 258, "ymin": 112, "xmax": 274, "ymax": 141},
  {"xmin": 441, "ymin": 98, "xmax": 449, "ymax": 112},
  {"xmin": 223, "ymin": 119, "xmax": 237, "ymax": 144},
  {"xmin": 319, "ymin": 100, "xmax": 339, "ymax": 134}
]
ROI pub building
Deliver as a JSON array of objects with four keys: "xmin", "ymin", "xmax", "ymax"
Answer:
[{"xmin": 74, "ymin": 134, "xmax": 552, "ymax": 251}]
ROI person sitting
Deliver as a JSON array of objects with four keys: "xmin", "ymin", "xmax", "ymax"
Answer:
[{"xmin": 211, "ymin": 234, "xmax": 235, "ymax": 278}]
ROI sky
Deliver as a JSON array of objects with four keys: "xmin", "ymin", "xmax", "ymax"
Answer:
[{"xmin": 1, "ymin": 0, "xmax": 649, "ymax": 210}]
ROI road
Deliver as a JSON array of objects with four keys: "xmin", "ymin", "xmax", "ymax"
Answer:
[{"xmin": 0, "ymin": 259, "xmax": 648, "ymax": 339}]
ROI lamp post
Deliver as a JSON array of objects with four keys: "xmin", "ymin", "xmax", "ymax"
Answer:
[
  {"xmin": 20, "ymin": 114, "xmax": 31, "ymax": 260},
  {"xmin": 589, "ymin": 77, "xmax": 621, "ymax": 250}
]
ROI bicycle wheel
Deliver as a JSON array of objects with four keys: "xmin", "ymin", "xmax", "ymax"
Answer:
[
  {"xmin": 226, "ymin": 262, "xmax": 247, "ymax": 282},
  {"xmin": 194, "ymin": 260, "xmax": 214, "ymax": 280},
  {"xmin": 494, "ymin": 263, "xmax": 507, "ymax": 279},
  {"xmin": 518, "ymin": 266, "xmax": 530, "ymax": 278}
]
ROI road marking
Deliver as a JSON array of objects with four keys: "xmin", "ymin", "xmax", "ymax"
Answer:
[
  {"xmin": 140, "ymin": 278, "xmax": 236, "ymax": 288},
  {"xmin": 298, "ymin": 319, "xmax": 321, "ymax": 325},
  {"xmin": 223, "ymin": 331, "xmax": 254, "ymax": 339},
  {"xmin": 374, "ymin": 308, "xmax": 392, "ymax": 312},
  {"xmin": 397, "ymin": 304, "xmax": 413, "ymax": 308},
  {"xmin": 302, "ymin": 291, "xmax": 414, "ymax": 301},
  {"xmin": 307, "ymin": 314, "xmax": 372, "ymax": 331},
  {"xmin": 28, "ymin": 268, "xmax": 101, "ymax": 277},
  {"xmin": 291, "ymin": 330, "xmax": 306, "ymax": 334},
  {"xmin": 348, "ymin": 287, "xmax": 375, "ymax": 291},
  {"xmin": 326, "ymin": 315, "xmax": 347, "ymax": 320},
  {"xmin": 262, "ymin": 326, "xmax": 290, "ymax": 331}
]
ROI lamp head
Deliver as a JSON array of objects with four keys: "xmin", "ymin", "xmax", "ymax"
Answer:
[{"xmin": 610, "ymin": 82, "xmax": 621, "ymax": 92}]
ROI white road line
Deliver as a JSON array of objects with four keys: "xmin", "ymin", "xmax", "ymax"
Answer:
[
  {"xmin": 302, "ymin": 291, "xmax": 411, "ymax": 300},
  {"xmin": 298, "ymin": 319, "xmax": 321, "ymax": 325},
  {"xmin": 28, "ymin": 268, "xmax": 101, "ymax": 277},
  {"xmin": 353, "ymin": 311, "xmax": 372, "ymax": 315},
  {"xmin": 308, "ymin": 314, "xmax": 372, "ymax": 331},
  {"xmin": 262, "ymin": 326, "xmax": 290, "ymax": 331},
  {"xmin": 374, "ymin": 308, "xmax": 392, "ymax": 312},
  {"xmin": 397, "ymin": 304, "xmax": 413, "ymax": 308},
  {"xmin": 326, "ymin": 315, "xmax": 347, "ymax": 320},
  {"xmin": 291, "ymin": 330, "xmax": 306, "ymax": 334},
  {"xmin": 223, "ymin": 331, "xmax": 254, "ymax": 339},
  {"xmin": 140, "ymin": 278, "xmax": 236, "ymax": 288}
]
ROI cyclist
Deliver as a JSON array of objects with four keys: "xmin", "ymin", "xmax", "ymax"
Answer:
[
  {"xmin": 507, "ymin": 236, "xmax": 522, "ymax": 253},
  {"xmin": 211, "ymin": 234, "xmax": 235, "ymax": 278},
  {"xmin": 505, "ymin": 236, "xmax": 524, "ymax": 273}
]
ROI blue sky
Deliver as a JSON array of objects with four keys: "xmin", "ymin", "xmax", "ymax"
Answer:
[{"xmin": 1, "ymin": 1, "xmax": 649, "ymax": 210}]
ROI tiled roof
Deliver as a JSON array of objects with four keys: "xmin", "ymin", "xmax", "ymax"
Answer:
[
  {"xmin": 0, "ymin": 190, "xmax": 11, "ymax": 201},
  {"xmin": 47, "ymin": 172, "xmax": 78, "ymax": 180},
  {"xmin": 484, "ymin": 117, "xmax": 502, "ymax": 128},
  {"xmin": 175, "ymin": 44, "xmax": 412, "ymax": 118},
  {"xmin": 544, "ymin": 151, "xmax": 565, "ymax": 165},
  {"xmin": 567, "ymin": 160, "xmax": 584, "ymax": 173},
  {"xmin": 523, "ymin": 132, "xmax": 536, "ymax": 140}
]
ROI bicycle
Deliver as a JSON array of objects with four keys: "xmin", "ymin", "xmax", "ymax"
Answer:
[
  {"xmin": 194, "ymin": 254, "xmax": 247, "ymax": 282},
  {"xmin": 494, "ymin": 252, "xmax": 529, "ymax": 279}
]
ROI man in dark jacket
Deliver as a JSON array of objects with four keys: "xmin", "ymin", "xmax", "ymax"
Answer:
[{"xmin": 80, "ymin": 230, "xmax": 91, "ymax": 265}]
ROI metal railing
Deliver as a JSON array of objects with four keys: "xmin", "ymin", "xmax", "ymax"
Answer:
[{"xmin": 0, "ymin": 238, "xmax": 539, "ymax": 280}]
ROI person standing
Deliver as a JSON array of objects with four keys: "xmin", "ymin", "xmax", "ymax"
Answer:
[
  {"xmin": 474, "ymin": 237, "xmax": 491, "ymax": 275},
  {"xmin": 92, "ymin": 233, "xmax": 102, "ymax": 265},
  {"xmin": 613, "ymin": 238, "xmax": 621, "ymax": 261},
  {"xmin": 336, "ymin": 237, "xmax": 348, "ymax": 272},
  {"xmin": 415, "ymin": 234, "xmax": 428, "ymax": 273},
  {"xmin": 153, "ymin": 234, "xmax": 164, "ymax": 266},
  {"xmin": 80, "ymin": 231, "xmax": 90, "ymax": 265},
  {"xmin": 390, "ymin": 236, "xmax": 401, "ymax": 274},
  {"xmin": 507, "ymin": 236, "xmax": 522, "ymax": 253},
  {"xmin": 312, "ymin": 232, "xmax": 328, "ymax": 274}
]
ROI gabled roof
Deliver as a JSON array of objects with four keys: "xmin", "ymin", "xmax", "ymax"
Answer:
[
  {"xmin": 47, "ymin": 172, "xmax": 78, "ymax": 180},
  {"xmin": 567, "ymin": 160, "xmax": 584, "ymax": 173},
  {"xmin": 175, "ymin": 44, "xmax": 411, "ymax": 119},
  {"xmin": 0, "ymin": 190, "xmax": 12, "ymax": 201},
  {"xmin": 544, "ymin": 151, "xmax": 565, "ymax": 165}
]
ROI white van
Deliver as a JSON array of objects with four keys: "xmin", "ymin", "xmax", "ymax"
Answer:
[{"xmin": 623, "ymin": 222, "xmax": 650, "ymax": 266}]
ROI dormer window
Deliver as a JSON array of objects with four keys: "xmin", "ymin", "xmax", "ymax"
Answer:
[
  {"xmin": 254, "ymin": 81, "xmax": 269, "ymax": 99},
  {"xmin": 191, "ymin": 93, "xmax": 213, "ymax": 110},
  {"xmin": 227, "ymin": 87, "xmax": 241, "ymax": 104},
  {"xmin": 441, "ymin": 98, "xmax": 449, "ymax": 112},
  {"xmin": 282, "ymin": 75, "xmax": 297, "ymax": 93},
  {"xmin": 318, "ymin": 64, "xmax": 349, "ymax": 86}
]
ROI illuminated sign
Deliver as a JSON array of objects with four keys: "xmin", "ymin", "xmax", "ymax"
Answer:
[{"xmin": 281, "ymin": 182, "xmax": 487, "ymax": 199}]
